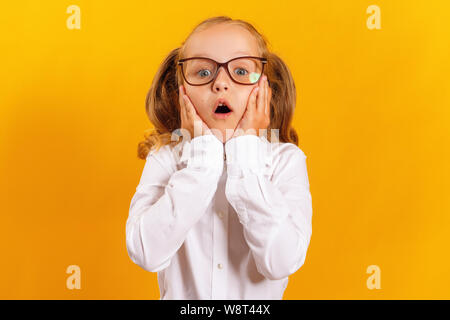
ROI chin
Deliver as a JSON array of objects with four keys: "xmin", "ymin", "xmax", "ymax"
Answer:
[
  {"xmin": 208, "ymin": 127, "xmax": 235, "ymax": 143},
  {"xmin": 214, "ymin": 133, "xmax": 233, "ymax": 144}
]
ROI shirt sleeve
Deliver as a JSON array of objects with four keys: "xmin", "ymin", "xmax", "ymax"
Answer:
[
  {"xmin": 126, "ymin": 134, "xmax": 224, "ymax": 272},
  {"xmin": 224, "ymin": 135, "xmax": 313, "ymax": 280}
]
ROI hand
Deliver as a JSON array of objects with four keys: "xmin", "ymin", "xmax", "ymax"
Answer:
[
  {"xmin": 179, "ymin": 85, "xmax": 212, "ymax": 139},
  {"xmin": 232, "ymin": 74, "xmax": 272, "ymax": 138}
]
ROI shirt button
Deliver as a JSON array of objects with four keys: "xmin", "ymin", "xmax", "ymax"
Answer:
[
  {"xmin": 218, "ymin": 263, "xmax": 223, "ymax": 269},
  {"xmin": 218, "ymin": 211, "xmax": 224, "ymax": 219}
]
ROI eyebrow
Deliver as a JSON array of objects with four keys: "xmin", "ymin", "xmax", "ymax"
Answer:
[{"xmin": 189, "ymin": 51, "xmax": 253, "ymax": 58}]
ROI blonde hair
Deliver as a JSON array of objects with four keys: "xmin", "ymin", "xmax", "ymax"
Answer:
[{"xmin": 137, "ymin": 16, "xmax": 299, "ymax": 159}]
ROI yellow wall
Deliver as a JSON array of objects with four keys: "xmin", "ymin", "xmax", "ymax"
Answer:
[{"xmin": 1, "ymin": 1, "xmax": 449, "ymax": 299}]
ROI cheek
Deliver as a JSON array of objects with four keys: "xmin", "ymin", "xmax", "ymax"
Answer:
[
  {"xmin": 237, "ymin": 88, "xmax": 256, "ymax": 112},
  {"xmin": 186, "ymin": 89, "xmax": 208, "ymax": 113}
]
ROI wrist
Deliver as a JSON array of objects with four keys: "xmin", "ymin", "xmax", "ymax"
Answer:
[
  {"xmin": 180, "ymin": 134, "xmax": 224, "ymax": 172},
  {"xmin": 225, "ymin": 134, "xmax": 272, "ymax": 176}
]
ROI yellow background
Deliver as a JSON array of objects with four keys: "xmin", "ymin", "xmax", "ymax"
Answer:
[{"xmin": 1, "ymin": 1, "xmax": 449, "ymax": 299}]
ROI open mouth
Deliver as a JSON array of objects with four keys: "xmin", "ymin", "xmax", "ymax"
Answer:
[
  {"xmin": 213, "ymin": 99, "xmax": 233, "ymax": 119},
  {"xmin": 215, "ymin": 104, "xmax": 232, "ymax": 114}
]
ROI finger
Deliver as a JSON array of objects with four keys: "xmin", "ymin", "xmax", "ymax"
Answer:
[
  {"xmin": 264, "ymin": 76, "xmax": 268, "ymax": 113},
  {"xmin": 256, "ymin": 77, "xmax": 264, "ymax": 113},
  {"xmin": 179, "ymin": 86, "xmax": 187, "ymax": 123},
  {"xmin": 182, "ymin": 94, "xmax": 195, "ymax": 134},
  {"xmin": 184, "ymin": 94, "xmax": 208, "ymax": 134},
  {"xmin": 266, "ymin": 83, "xmax": 272, "ymax": 117},
  {"xmin": 182, "ymin": 93, "xmax": 192, "ymax": 122},
  {"xmin": 233, "ymin": 119, "xmax": 242, "ymax": 137},
  {"xmin": 264, "ymin": 77, "xmax": 269, "ymax": 116},
  {"xmin": 180, "ymin": 85, "xmax": 188, "ymax": 111},
  {"xmin": 250, "ymin": 86, "xmax": 259, "ymax": 113},
  {"xmin": 178, "ymin": 85, "xmax": 183, "ymax": 111},
  {"xmin": 236, "ymin": 118, "xmax": 242, "ymax": 128},
  {"xmin": 202, "ymin": 121, "xmax": 212, "ymax": 135},
  {"xmin": 183, "ymin": 94, "xmax": 195, "ymax": 118},
  {"xmin": 178, "ymin": 85, "xmax": 183, "ymax": 107}
]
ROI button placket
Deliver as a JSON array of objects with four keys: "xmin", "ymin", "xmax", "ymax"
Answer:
[{"xmin": 211, "ymin": 172, "xmax": 229, "ymax": 299}]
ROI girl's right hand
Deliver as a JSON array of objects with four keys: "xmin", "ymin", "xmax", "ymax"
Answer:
[{"xmin": 179, "ymin": 85, "xmax": 212, "ymax": 139}]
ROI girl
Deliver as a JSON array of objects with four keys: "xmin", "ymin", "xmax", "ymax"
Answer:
[{"xmin": 126, "ymin": 16, "xmax": 312, "ymax": 300}]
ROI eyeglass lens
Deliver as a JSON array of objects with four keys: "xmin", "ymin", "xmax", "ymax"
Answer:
[{"xmin": 183, "ymin": 58, "xmax": 263, "ymax": 85}]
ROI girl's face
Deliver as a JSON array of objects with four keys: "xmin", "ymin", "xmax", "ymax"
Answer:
[{"xmin": 182, "ymin": 23, "xmax": 262, "ymax": 143}]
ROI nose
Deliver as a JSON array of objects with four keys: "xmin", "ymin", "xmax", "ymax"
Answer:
[{"xmin": 212, "ymin": 66, "xmax": 229, "ymax": 92}]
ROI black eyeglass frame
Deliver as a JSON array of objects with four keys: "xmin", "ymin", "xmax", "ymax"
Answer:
[{"xmin": 177, "ymin": 56, "xmax": 268, "ymax": 86}]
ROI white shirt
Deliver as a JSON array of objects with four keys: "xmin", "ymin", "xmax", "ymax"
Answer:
[{"xmin": 126, "ymin": 133, "xmax": 313, "ymax": 300}]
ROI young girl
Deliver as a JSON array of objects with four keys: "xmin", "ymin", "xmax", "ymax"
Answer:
[{"xmin": 126, "ymin": 16, "xmax": 312, "ymax": 300}]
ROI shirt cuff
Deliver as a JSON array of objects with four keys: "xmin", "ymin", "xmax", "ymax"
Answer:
[
  {"xmin": 179, "ymin": 134, "xmax": 224, "ymax": 172},
  {"xmin": 225, "ymin": 135, "xmax": 272, "ymax": 177}
]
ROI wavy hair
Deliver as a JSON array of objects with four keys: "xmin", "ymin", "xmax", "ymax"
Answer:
[{"xmin": 137, "ymin": 16, "xmax": 299, "ymax": 159}]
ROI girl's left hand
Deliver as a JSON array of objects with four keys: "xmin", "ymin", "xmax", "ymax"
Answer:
[{"xmin": 232, "ymin": 74, "xmax": 272, "ymax": 138}]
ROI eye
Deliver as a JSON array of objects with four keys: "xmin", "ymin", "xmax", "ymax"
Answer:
[
  {"xmin": 234, "ymin": 68, "xmax": 248, "ymax": 76},
  {"xmin": 198, "ymin": 69, "xmax": 212, "ymax": 77}
]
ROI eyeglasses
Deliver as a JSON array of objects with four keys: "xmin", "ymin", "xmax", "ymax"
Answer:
[{"xmin": 178, "ymin": 56, "xmax": 267, "ymax": 86}]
